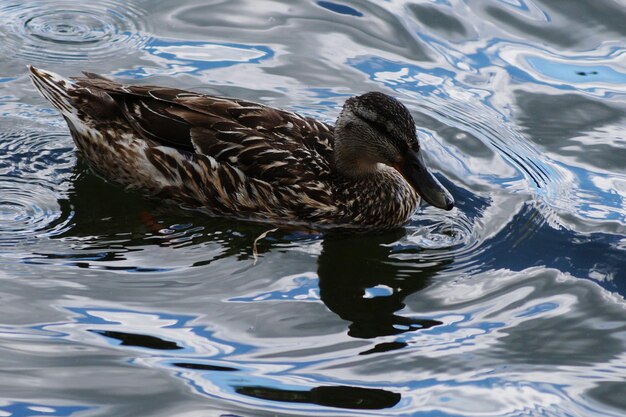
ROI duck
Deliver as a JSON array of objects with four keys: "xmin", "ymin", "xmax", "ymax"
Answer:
[{"xmin": 29, "ymin": 66, "xmax": 454, "ymax": 229}]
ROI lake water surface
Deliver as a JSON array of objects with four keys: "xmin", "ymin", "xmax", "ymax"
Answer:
[{"xmin": 1, "ymin": 1, "xmax": 625, "ymax": 416}]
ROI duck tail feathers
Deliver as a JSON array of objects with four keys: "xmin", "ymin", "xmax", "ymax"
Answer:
[{"xmin": 28, "ymin": 66, "xmax": 78, "ymax": 117}]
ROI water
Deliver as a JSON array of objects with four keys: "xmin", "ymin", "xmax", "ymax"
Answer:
[{"xmin": 0, "ymin": 0, "xmax": 625, "ymax": 416}]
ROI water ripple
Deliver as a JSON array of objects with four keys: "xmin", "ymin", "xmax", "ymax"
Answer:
[
  {"xmin": 0, "ymin": 0, "xmax": 151, "ymax": 63},
  {"xmin": 0, "ymin": 176, "xmax": 73, "ymax": 247},
  {"xmin": 404, "ymin": 207, "xmax": 475, "ymax": 252},
  {"xmin": 0, "ymin": 1, "xmax": 625, "ymax": 415},
  {"xmin": 0, "ymin": 130, "xmax": 74, "ymax": 248},
  {"xmin": 0, "ymin": 131, "xmax": 74, "ymax": 180}
]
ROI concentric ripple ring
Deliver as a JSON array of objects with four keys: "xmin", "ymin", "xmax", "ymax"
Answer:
[
  {"xmin": 0, "ymin": 176, "xmax": 73, "ymax": 247},
  {"xmin": 0, "ymin": 0, "xmax": 150, "ymax": 63},
  {"xmin": 0, "ymin": 130, "xmax": 75, "ymax": 247}
]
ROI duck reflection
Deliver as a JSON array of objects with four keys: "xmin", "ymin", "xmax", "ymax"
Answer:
[
  {"xmin": 62, "ymin": 162, "xmax": 447, "ymax": 348},
  {"xmin": 317, "ymin": 230, "xmax": 448, "ymax": 345}
]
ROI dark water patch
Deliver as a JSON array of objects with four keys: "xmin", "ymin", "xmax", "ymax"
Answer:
[
  {"xmin": 515, "ymin": 90, "xmax": 626, "ymax": 170},
  {"xmin": 515, "ymin": 91, "xmax": 624, "ymax": 144},
  {"xmin": 514, "ymin": 90, "xmax": 626, "ymax": 229},
  {"xmin": 173, "ymin": 362, "xmax": 238, "ymax": 372},
  {"xmin": 359, "ymin": 341, "xmax": 408, "ymax": 355},
  {"xmin": 482, "ymin": 4, "xmax": 577, "ymax": 49},
  {"xmin": 408, "ymin": 3, "xmax": 470, "ymax": 40},
  {"xmin": 535, "ymin": 0, "xmax": 626, "ymax": 44},
  {"xmin": 90, "ymin": 329, "xmax": 183, "ymax": 350},
  {"xmin": 235, "ymin": 385, "xmax": 400, "ymax": 410},
  {"xmin": 478, "ymin": 0, "xmax": 626, "ymax": 50},
  {"xmin": 317, "ymin": 1, "xmax": 363, "ymax": 17},
  {"xmin": 587, "ymin": 381, "xmax": 626, "ymax": 411}
]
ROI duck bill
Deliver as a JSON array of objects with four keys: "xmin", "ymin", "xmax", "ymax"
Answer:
[{"xmin": 400, "ymin": 151, "xmax": 454, "ymax": 211}]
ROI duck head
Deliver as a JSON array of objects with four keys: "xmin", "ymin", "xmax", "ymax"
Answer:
[{"xmin": 334, "ymin": 92, "xmax": 454, "ymax": 211}]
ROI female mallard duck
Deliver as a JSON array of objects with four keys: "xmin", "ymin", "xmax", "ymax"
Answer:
[{"xmin": 29, "ymin": 66, "xmax": 454, "ymax": 229}]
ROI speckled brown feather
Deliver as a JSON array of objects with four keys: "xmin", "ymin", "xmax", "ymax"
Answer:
[{"xmin": 30, "ymin": 67, "xmax": 420, "ymax": 229}]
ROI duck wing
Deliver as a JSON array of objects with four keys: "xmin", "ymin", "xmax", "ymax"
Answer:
[{"xmin": 72, "ymin": 74, "xmax": 335, "ymax": 186}]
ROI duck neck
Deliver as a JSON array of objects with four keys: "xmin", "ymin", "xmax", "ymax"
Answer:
[
  {"xmin": 333, "ymin": 149, "xmax": 379, "ymax": 178},
  {"xmin": 333, "ymin": 124, "xmax": 379, "ymax": 178}
]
